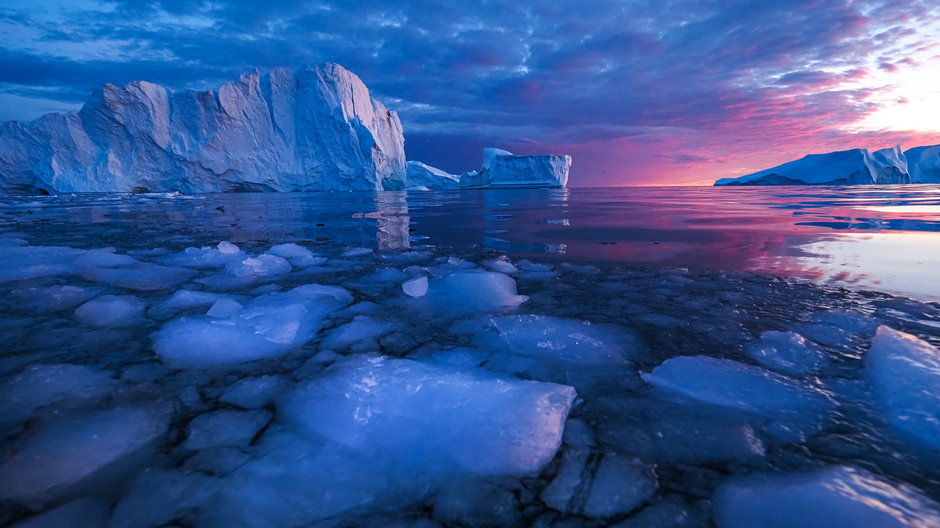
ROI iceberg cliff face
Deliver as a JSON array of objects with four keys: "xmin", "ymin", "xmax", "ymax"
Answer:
[
  {"xmin": 460, "ymin": 148, "xmax": 570, "ymax": 189},
  {"xmin": 0, "ymin": 64, "xmax": 406, "ymax": 193},
  {"xmin": 715, "ymin": 146, "xmax": 910, "ymax": 186},
  {"xmin": 906, "ymin": 145, "xmax": 940, "ymax": 183}
]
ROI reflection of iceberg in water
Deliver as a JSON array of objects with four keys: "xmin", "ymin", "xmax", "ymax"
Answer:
[
  {"xmin": 372, "ymin": 192, "xmax": 411, "ymax": 249},
  {"xmin": 479, "ymin": 188, "xmax": 570, "ymax": 254},
  {"xmin": 753, "ymin": 232, "xmax": 940, "ymax": 301}
]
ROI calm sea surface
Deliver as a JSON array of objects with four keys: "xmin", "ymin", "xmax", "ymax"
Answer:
[{"xmin": 4, "ymin": 184, "xmax": 939, "ymax": 301}]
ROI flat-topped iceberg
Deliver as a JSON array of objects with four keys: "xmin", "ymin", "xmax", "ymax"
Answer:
[
  {"xmin": 0, "ymin": 63, "xmax": 406, "ymax": 193},
  {"xmin": 715, "ymin": 144, "xmax": 940, "ymax": 186},
  {"xmin": 715, "ymin": 146, "xmax": 910, "ymax": 186},
  {"xmin": 459, "ymin": 147, "xmax": 571, "ymax": 189}
]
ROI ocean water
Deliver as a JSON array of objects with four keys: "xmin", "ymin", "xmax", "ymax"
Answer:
[{"xmin": 1, "ymin": 185, "xmax": 939, "ymax": 527}]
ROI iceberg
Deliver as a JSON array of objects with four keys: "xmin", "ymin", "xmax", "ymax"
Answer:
[
  {"xmin": 905, "ymin": 145, "xmax": 940, "ymax": 183},
  {"xmin": 715, "ymin": 146, "xmax": 910, "ymax": 186},
  {"xmin": 459, "ymin": 148, "xmax": 571, "ymax": 189},
  {"xmin": 0, "ymin": 63, "xmax": 406, "ymax": 193},
  {"xmin": 403, "ymin": 161, "xmax": 460, "ymax": 190}
]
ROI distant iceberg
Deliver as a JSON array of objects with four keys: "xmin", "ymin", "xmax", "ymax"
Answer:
[
  {"xmin": 714, "ymin": 146, "xmax": 913, "ymax": 186},
  {"xmin": 458, "ymin": 148, "xmax": 571, "ymax": 189},
  {"xmin": 0, "ymin": 64, "xmax": 406, "ymax": 193}
]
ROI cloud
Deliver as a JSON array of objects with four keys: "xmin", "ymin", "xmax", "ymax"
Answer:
[{"xmin": 1, "ymin": 0, "xmax": 938, "ymax": 184}]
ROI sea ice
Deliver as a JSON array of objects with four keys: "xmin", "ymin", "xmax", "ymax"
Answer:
[
  {"xmin": 182, "ymin": 409, "xmax": 272, "ymax": 450},
  {"xmin": 714, "ymin": 466, "xmax": 940, "ymax": 528},
  {"xmin": 402, "ymin": 275, "xmax": 428, "ymax": 297},
  {"xmin": 219, "ymin": 375, "xmax": 286, "ymax": 409},
  {"xmin": 642, "ymin": 356, "xmax": 836, "ymax": 420},
  {"xmin": 9, "ymin": 284, "xmax": 98, "ymax": 313},
  {"xmin": 541, "ymin": 448, "xmax": 656, "ymax": 518},
  {"xmin": 9, "ymin": 498, "xmax": 109, "ymax": 528},
  {"xmin": 432, "ymin": 477, "xmax": 521, "ymax": 526},
  {"xmin": 147, "ymin": 289, "xmax": 231, "ymax": 319},
  {"xmin": 281, "ymin": 355, "xmax": 576, "ymax": 475},
  {"xmin": 206, "ymin": 297, "xmax": 243, "ymax": 318},
  {"xmin": 79, "ymin": 259, "xmax": 195, "ymax": 291},
  {"xmin": 866, "ymin": 326, "xmax": 940, "ymax": 450},
  {"xmin": 161, "ymin": 242, "xmax": 245, "ymax": 269},
  {"xmin": 320, "ymin": 315, "xmax": 397, "ymax": 351},
  {"xmin": 107, "ymin": 469, "xmax": 220, "ymax": 528},
  {"xmin": 745, "ymin": 330, "xmax": 828, "ymax": 375},
  {"xmin": 0, "ymin": 406, "xmax": 170, "ymax": 506},
  {"xmin": 0, "ymin": 363, "xmax": 114, "ymax": 429},
  {"xmin": 266, "ymin": 243, "xmax": 326, "ymax": 267},
  {"xmin": 74, "ymin": 295, "xmax": 146, "ymax": 327},
  {"xmin": 153, "ymin": 284, "xmax": 352, "ymax": 368},
  {"xmin": 0, "ymin": 244, "xmax": 84, "ymax": 282},
  {"xmin": 426, "ymin": 271, "xmax": 528, "ymax": 311}
]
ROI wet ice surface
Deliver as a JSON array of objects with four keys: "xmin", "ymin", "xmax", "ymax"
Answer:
[{"xmin": 1, "ymin": 191, "xmax": 940, "ymax": 527}]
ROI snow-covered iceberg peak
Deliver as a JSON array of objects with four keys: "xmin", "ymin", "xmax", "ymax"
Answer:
[
  {"xmin": 461, "ymin": 148, "xmax": 571, "ymax": 189},
  {"xmin": 715, "ymin": 145, "xmax": 911, "ymax": 186},
  {"xmin": 0, "ymin": 63, "xmax": 406, "ymax": 193}
]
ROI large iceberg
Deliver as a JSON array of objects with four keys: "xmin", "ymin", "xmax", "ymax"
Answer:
[
  {"xmin": 905, "ymin": 145, "xmax": 940, "ymax": 183},
  {"xmin": 459, "ymin": 148, "xmax": 570, "ymax": 189},
  {"xmin": 0, "ymin": 64, "xmax": 406, "ymax": 193},
  {"xmin": 715, "ymin": 146, "xmax": 910, "ymax": 186}
]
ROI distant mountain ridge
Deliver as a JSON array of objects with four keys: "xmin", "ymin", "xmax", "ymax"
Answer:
[{"xmin": 715, "ymin": 144, "xmax": 940, "ymax": 186}]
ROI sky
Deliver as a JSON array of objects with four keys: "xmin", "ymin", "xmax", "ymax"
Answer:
[{"xmin": 1, "ymin": 0, "xmax": 939, "ymax": 186}]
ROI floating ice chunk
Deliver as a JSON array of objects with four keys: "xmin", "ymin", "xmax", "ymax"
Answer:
[
  {"xmin": 183, "ymin": 409, "xmax": 272, "ymax": 450},
  {"xmin": 281, "ymin": 355, "xmax": 576, "ymax": 475},
  {"xmin": 612, "ymin": 499, "xmax": 708, "ymax": 528},
  {"xmin": 341, "ymin": 247, "xmax": 373, "ymax": 257},
  {"xmin": 10, "ymin": 497, "xmax": 109, "ymax": 528},
  {"xmin": 9, "ymin": 284, "xmax": 97, "ymax": 313},
  {"xmin": 426, "ymin": 272, "xmax": 528, "ymax": 311},
  {"xmin": 217, "ymin": 240, "xmax": 239, "ymax": 254},
  {"xmin": 196, "ymin": 254, "xmax": 293, "ymax": 290},
  {"xmin": 0, "ymin": 406, "xmax": 170, "ymax": 506},
  {"xmin": 402, "ymin": 276, "xmax": 428, "ymax": 297},
  {"xmin": 74, "ymin": 295, "xmax": 146, "ymax": 328},
  {"xmin": 108, "ymin": 469, "xmax": 219, "ymax": 528},
  {"xmin": 0, "ymin": 363, "xmax": 114, "ymax": 429},
  {"xmin": 541, "ymin": 448, "xmax": 655, "ymax": 518},
  {"xmin": 478, "ymin": 314, "xmax": 641, "ymax": 366},
  {"xmin": 153, "ymin": 284, "xmax": 352, "ymax": 368},
  {"xmin": 202, "ymin": 433, "xmax": 388, "ymax": 527},
  {"xmin": 225, "ymin": 254, "xmax": 291, "ymax": 277},
  {"xmin": 714, "ymin": 466, "xmax": 940, "ymax": 528},
  {"xmin": 161, "ymin": 242, "xmax": 245, "ymax": 269},
  {"xmin": 745, "ymin": 331, "xmax": 828, "ymax": 375},
  {"xmin": 433, "ymin": 477, "xmax": 521, "ymax": 526},
  {"xmin": 74, "ymin": 248, "xmax": 138, "ymax": 268},
  {"xmin": 0, "ymin": 244, "xmax": 84, "ymax": 282},
  {"xmin": 321, "ymin": 315, "xmax": 396, "ymax": 351},
  {"xmin": 206, "ymin": 297, "xmax": 243, "ymax": 318},
  {"xmin": 430, "ymin": 347, "xmax": 489, "ymax": 367},
  {"xmin": 79, "ymin": 259, "xmax": 195, "ymax": 291},
  {"xmin": 266, "ymin": 243, "xmax": 326, "ymax": 267},
  {"xmin": 810, "ymin": 310, "xmax": 880, "ymax": 337},
  {"xmin": 483, "ymin": 257, "xmax": 519, "ymax": 275},
  {"xmin": 147, "ymin": 289, "xmax": 229, "ymax": 319},
  {"xmin": 866, "ymin": 326, "xmax": 940, "ymax": 450},
  {"xmin": 220, "ymin": 375, "xmax": 286, "ymax": 409},
  {"xmin": 642, "ymin": 356, "xmax": 835, "ymax": 419}
]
